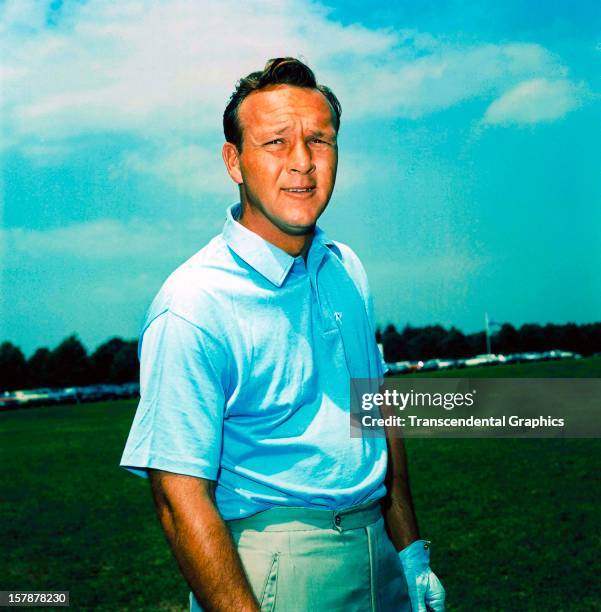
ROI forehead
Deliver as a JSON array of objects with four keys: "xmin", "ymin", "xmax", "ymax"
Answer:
[{"xmin": 238, "ymin": 85, "xmax": 335, "ymax": 136}]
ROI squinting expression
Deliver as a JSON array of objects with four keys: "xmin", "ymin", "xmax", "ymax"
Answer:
[{"xmin": 233, "ymin": 85, "xmax": 338, "ymax": 237}]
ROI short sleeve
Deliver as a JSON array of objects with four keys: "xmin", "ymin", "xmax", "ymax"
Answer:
[{"xmin": 119, "ymin": 310, "xmax": 230, "ymax": 480}]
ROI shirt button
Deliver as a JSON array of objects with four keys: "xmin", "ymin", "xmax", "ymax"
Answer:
[{"xmin": 334, "ymin": 515, "xmax": 341, "ymax": 526}]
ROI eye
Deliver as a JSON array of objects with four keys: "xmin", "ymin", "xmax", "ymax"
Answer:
[{"xmin": 265, "ymin": 138, "xmax": 284, "ymax": 145}]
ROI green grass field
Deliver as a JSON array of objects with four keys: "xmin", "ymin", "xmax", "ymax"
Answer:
[{"xmin": 1, "ymin": 359, "xmax": 600, "ymax": 611}]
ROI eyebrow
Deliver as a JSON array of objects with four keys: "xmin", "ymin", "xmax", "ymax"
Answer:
[
  {"xmin": 258, "ymin": 126, "xmax": 336, "ymax": 140},
  {"xmin": 308, "ymin": 129, "xmax": 335, "ymax": 139}
]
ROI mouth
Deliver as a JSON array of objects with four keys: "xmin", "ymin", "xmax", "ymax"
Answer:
[{"xmin": 281, "ymin": 187, "xmax": 316, "ymax": 194}]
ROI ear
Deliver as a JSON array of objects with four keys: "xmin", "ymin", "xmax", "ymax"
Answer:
[{"xmin": 222, "ymin": 142, "xmax": 243, "ymax": 185}]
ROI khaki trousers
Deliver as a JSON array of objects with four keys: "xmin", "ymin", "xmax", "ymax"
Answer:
[{"xmin": 190, "ymin": 500, "xmax": 410, "ymax": 612}]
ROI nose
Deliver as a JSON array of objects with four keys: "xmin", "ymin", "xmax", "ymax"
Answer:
[{"xmin": 287, "ymin": 140, "xmax": 315, "ymax": 174}]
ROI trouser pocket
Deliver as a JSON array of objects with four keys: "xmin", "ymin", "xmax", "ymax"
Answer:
[
  {"xmin": 232, "ymin": 530, "xmax": 280, "ymax": 611},
  {"xmin": 189, "ymin": 537, "xmax": 280, "ymax": 612},
  {"xmin": 258, "ymin": 552, "xmax": 279, "ymax": 611}
]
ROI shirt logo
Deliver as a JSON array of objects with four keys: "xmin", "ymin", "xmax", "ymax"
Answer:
[{"xmin": 334, "ymin": 311, "xmax": 343, "ymax": 323}]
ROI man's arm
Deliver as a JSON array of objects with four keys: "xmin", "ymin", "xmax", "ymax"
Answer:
[
  {"xmin": 380, "ymin": 432, "xmax": 420, "ymax": 550},
  {"xmin": 148, "ymin": 469, "xmax": 259, "ymax": 612},
  {"xmin": 380, "ymin": 412, "xmax": 447, "ymax": 611}
]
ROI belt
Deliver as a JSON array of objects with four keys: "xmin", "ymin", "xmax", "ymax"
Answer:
[{"xmin": 226, "ymin": 498, "xmax": 383, "ymax": 533}]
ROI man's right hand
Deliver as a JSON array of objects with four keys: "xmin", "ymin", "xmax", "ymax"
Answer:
[{"xmin": 148, "ymin": 470, "xmax": 259, "ymax": 612}]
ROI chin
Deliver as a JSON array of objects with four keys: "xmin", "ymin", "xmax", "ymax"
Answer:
[
  {"xmin": 281, "ymin": 221, "xmax": 316, "ymax": 236},
  {"xmin": 285, "ymin": 208, "xmax": 327, "ymax": 229}
]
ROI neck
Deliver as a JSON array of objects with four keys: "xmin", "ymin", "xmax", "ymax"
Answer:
[{"xmin": 238, "ymin": 203, "xmax": 314, "ymax": 258}]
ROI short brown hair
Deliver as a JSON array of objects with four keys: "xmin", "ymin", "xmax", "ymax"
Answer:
[{"xmin": 223, "ymin": 57, "xmax": 342, "ymax": 150}]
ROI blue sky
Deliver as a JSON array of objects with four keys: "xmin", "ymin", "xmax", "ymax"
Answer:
[{"xmin": 1, "ymin": 0, "xmax": 600, "ymax": 356}]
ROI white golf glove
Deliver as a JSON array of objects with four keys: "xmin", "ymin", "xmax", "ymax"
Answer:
[{"xmin": 398, "ymin": 539, "xmax": 445, "ymax": 612}]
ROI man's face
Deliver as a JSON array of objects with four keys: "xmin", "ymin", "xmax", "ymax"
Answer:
[{"xmin": 226, "ymin": 85, "xmax": 338, "ymax": 237}]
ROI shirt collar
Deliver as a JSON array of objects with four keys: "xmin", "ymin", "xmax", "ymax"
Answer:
[{"xmin": 222, "ymin": 203, "xmax": 334, "ymax": 287}]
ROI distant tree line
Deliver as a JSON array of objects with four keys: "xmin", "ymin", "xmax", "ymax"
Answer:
[
  {"xmin": 0, "ymin": 335, "xmax": 138, "ymax": 392},
  {"xmin": 1, "ymin": 321, "xmax": 600, "ymax": 391},
  {"xmin": 376, "ymin": 321, "xmax": 601, "ymax": 363}
]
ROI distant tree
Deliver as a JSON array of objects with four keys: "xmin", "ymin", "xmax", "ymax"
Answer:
[
  {"xmin": 48, "ymin": 335, "xmax": 91, "ymax": 387},
  {"xmin": 579, "ymin": 323, "xmax": 601, "ymax": 355},
  {"xmin": 91, "ymin": 337, "xmax": 128, "ymax": 383},
  {"xmin": 109, "ymin": 341, "xmax": 138, "ymax": 383},
  {"xmin": 494, "ymin": 324, "xmax": 520, "ymax": 355},
  {"xmin": 519, "ymin": 324, "xmax": 545, "ymax": 352},
  {"xmin": 406, "ymin": 325, "xmax": 448, "ymax": 360},
  {"xmin": 397, "ymin": 324, "xmax": 422, "ymax": 360},
  {"xmin": 28, "ymin": 347, "xmax": 52, "ymax": 387},
  {"xmin": 382, "ymin": 324, "xmax": 405, "ymax": 362},
  {"xmin": 466, "ymin": 331, "xmax": 487, "ymax": 356},
  {"xmin": 558, "ymin": 323, "xmax": 585, "ymax": 354},
  {"xmin": 7, "ymin": 318, "xmax": 598, "ymax": 388},
  {"xmin": 438, "ymin": 327, "xmax": 470, "ymax": 358},
  {"xmin": 540, "ymin": 324, "xmax": 561, "ymax": 352},
  {"xmin": 0, "ymin": 342, "xmax": 29, "ymax": 391}
]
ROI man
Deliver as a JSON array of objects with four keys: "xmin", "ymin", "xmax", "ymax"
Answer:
[{"xmin": 120, "ymin": 57, "xmax": 445, "ymax": 611}]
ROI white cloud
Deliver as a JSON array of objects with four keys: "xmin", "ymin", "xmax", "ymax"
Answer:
[
  {"xmin": 3, "ymin": 216, "xmax": 222, "ymax": 263},
  {"xmin": 119, "ymin": 144, "xmax": 234, "ymax": 196},
  {"xmin": 325, "ymin": 41, "xmax": 572, "ymax": 121},
  {"xmin": 370, "ymin": 253, "xmax": 488, "ymax": 283},
  {"xmin": 2, "ymin": 0, "xmax": 396, "ymax": 146},
  {"xmin": 482, "ymin": 78, "xmax": 581, "ymax": 125},
  {"xmin": 0, "ymin": 0, "xmax": 52, "ymax": 31},
  {"xmin": 0, "ymin": 0, "xmax": 585, "ymax": 189}
]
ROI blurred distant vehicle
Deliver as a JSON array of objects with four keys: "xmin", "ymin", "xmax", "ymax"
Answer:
[
  {"xmin": 10, "ymin": 388, "xmax": 54, "ymax": 406},
  {"xmin": 550, "ymin": 350, "xmax": 582, "ymax": 359},
  {"xmin": 0, "ymin": 382, "xmax": 140, "ymax": 409},
  {"xmin": 440, "ymin": 358, "xmax": 463, "ymax": 370},
  {"xmin": 505, "ymin": 352, "xmax": 541, "ymax": 364},
  {"xmin": 77, "ymin": 385, "xmax": 108, "ymax": 402},
  {"xmin": 463, "ymin": 354, "xmax": 505, "ymax": 368},
  {"xmin": 101, "ymin": 384, "xmax": 124, "ymax": 400},
  {"xmin": 463, "ymin": 354, "xmax": 489, "ymax": 367},
  {"xmin": 519, "ymin": 352, "xmax": 543, "ymax": 363},
  {"xmin": 0, "ymin": 392, "xmax": 21, "ymax": 410},
  {"xmin": 386, "ymin": 361, "xmax": 412, "ymax": 374},
  {"xmin": 384, "ymin": 361, "xmax": 423, "ymax": 374},
  {"xmin": 76, "ymin": 383, "xmax": 140, "ymax": 402},
  {"xmin": 522, "ymin": 352, "xmax": 544, "ymax": 362},
  {"xmin": 420, "ymin": 358, "xmax": 456, "ymax": 372},
  {"xmin": 420, "ymin": 359, "xmax": 439, "ymax": 372},
  {"xmin": 504, "ymin": 353, "xmax": 522, "ymax": 364},
  {"xmin": 506, "ymin": 350, "xmax": 584, "ymax": 364},
  {"xmin": 62, "ymin": 387, "xmax": 82, "ymax": 402},
  {"xmin": 97, "ymin": 383, "xmax": 140, "ymax": 400},
  {"xmin": 119, "ymin": 382, "xmax": 140, "ymax": 398},
  {"xmin": 50, "ymin": 388, "xmax": 79, "ymax": 404}
]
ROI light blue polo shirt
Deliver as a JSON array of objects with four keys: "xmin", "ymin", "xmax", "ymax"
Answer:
[{"xmin": 120, "ymin": 203, "xmax": 388, "ymax": 520}]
